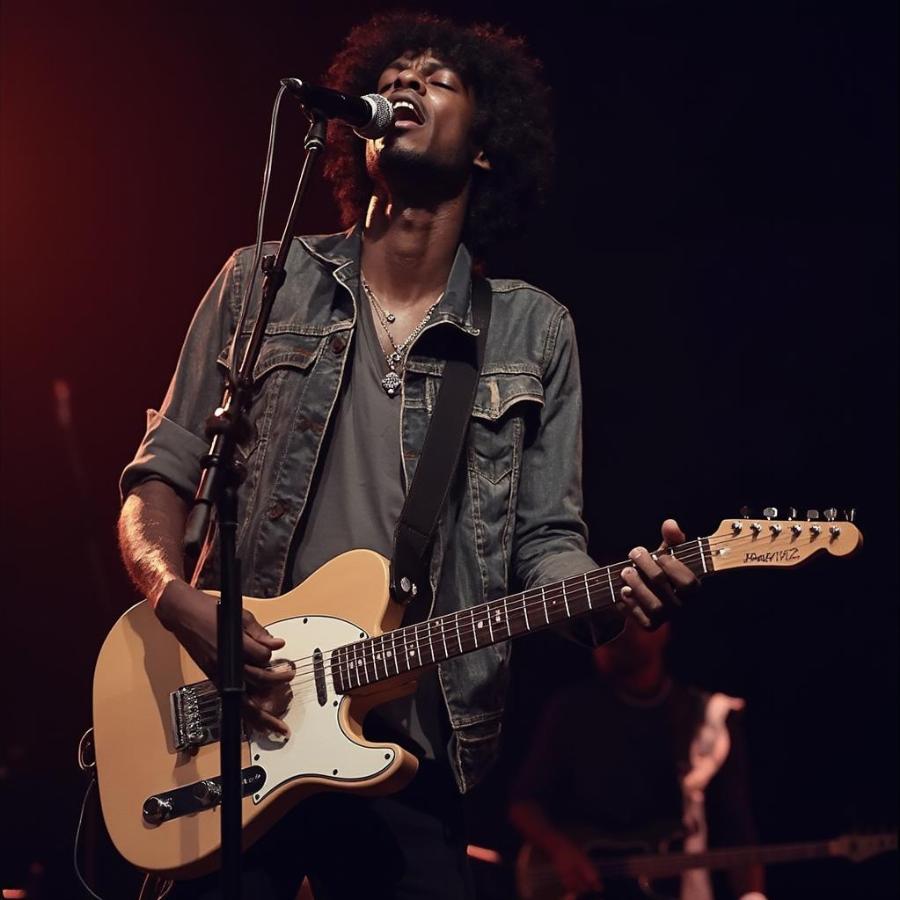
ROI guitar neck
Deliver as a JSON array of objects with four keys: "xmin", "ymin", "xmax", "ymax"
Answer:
[
  {"xmin": 611, "ymin": 839, "xmax": 834, "ymax": 880},
  {"xmin": 330, "ymin": 539, "xmax": 713, "ymax": 693},
  {"xmin": 330, "ymin": 512, "xmax": 862, "ymax": 694}
]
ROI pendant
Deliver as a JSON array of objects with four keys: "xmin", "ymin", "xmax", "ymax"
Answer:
[
  {"xmin": 381, "ymin": 371, "xmax": 402, "ymax": 397},
  {"xmin": 386, "ymin": 312, "xmax": 396, "ymax": 323}
]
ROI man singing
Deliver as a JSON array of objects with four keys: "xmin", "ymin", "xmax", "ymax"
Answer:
[{"xmin": 118, "ymin": 13, "xmax": 697, "ymax": 898}]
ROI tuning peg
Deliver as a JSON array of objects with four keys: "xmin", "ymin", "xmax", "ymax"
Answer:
[
  {"xmin": 806, "ymin": 509, "xmax": 820, "ymax": 521},
  {"xmin": 740, "ymin": 505, "xmax": 751, "ymax": 518},
  {"xmin": 844, "ymin": 508, "xmax": 856, "ymax": 522},
  {"xmin": 763, "ymin": 507, "xmax": 778, "ymax": 520},
  {"xmin": 824, "ymin": 508, "xmax": 837, "ymax": 522},
  {"xmin": 787, "ymin": 507, "xmax": 798, "ymax": 521}
]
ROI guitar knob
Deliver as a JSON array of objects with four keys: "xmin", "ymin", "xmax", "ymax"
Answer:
[
  {"xmin": 193, "ymin": 779, "xmax": 222, "ymax": 806},
  {"xmin": 806, "ymin": 509, "xmax": 820, "ymax": 521},
  {"xmin": 763, "ymin": 507, "xmax": 778, "ymax": 520},
  {"xmin": 844, "ymin": 508, "xmax": 856, "ymax": 522},
  {"xmin": 787, "ymin": 507, "xmax": 798, "ymax": 521},
  {"xmin": 740, "ymin": 505, "xmax": 751, "ymax": 518},
  {"xmin": 824, "ymin": 508, "xmax": 837, "ymax": 522},
  {"xmin": 143, "ymin": 795, "xmax": 174, "ymax": 825}
]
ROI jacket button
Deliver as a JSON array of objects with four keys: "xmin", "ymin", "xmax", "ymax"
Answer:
[
  {"xmin": 330, "ymin": 334, "xmax": 347, "ymax": 354},
  {"xmin": 268, "ymin": 501, "xmax": 286, "ymax": 520}
]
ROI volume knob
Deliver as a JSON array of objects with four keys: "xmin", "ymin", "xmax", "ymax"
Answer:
[{"xmin": 143, "ymin": 795, "xmax": 174, "ymax": 825}]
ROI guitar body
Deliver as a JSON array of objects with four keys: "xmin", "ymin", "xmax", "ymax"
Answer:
[
  {"xmin": 92, "ymin": 549, "xmax": 418, "ymax": 879},
  {"xmin": 91, "ymin": 514, "xmax": 863, "ymax": 880}
]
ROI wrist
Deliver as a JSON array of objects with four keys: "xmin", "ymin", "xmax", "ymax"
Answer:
[{"xmin": 154, "ymin": 576, "xmax": 189, "ymax": 628}]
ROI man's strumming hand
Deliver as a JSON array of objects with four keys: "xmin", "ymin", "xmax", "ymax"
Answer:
[{"xmin": 155, "ymin": 580, "xmax": 294, "ymax": 737}]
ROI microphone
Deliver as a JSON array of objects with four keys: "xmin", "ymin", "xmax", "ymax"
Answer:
[{"xmin": 280, "ymin": 78, "xmax": 393, "ymax": 139}]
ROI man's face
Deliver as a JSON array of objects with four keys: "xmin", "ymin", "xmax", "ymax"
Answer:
[{"xmin": 366, "ymin": 50, "xmax": 489, "ymax": 193}]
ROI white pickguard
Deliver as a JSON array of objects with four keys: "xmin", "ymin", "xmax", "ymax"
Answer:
[{"xmin": 249, "ymin": 616, "xmax": 395, "ymax": 802}]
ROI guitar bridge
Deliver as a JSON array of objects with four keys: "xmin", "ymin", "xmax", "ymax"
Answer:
[{"xmin": 169, "ymin": 682, "xmax": 219, "ymax": 751}]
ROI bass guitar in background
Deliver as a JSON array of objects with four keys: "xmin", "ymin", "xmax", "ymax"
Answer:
[{"xmin": 515, "ymin": 830, "xmax": 898, "ymax": 900}]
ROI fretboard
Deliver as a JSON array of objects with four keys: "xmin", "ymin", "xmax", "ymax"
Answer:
[{"xmin": 330, "ymin": 538, "xmax": 712, "ymax": 694}]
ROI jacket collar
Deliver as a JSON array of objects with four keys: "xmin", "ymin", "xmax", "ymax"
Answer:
[{"xmin": 298, "ymin": 228, "xmax": 479, "ymax": 336}]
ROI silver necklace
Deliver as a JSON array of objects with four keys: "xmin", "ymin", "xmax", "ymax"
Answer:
[{"xmin": 361, "ymin": 274, "xmax": 443, "ymax": 397}]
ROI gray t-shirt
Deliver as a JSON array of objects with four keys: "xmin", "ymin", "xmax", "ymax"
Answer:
[{"xmin": 289, "ymin": 287, "xmax": 446, "ymax": 759}]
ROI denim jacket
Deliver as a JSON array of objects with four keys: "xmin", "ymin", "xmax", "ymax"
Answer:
[{"xmin": 121, "ymin": 229, "xmax": 621, "ymax": 792}]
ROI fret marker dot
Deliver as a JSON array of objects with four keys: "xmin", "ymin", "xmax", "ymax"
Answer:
[
  {"xmin": 477, "ymin": 621, "xmax": 483, "ymax": 629},
  {"xmin": 409, "ymin": 650, "xmax": 416, "ymax": 657},
  {"xmin": 386, "ymin": 651, "xmax": 393, "ymax": 657}
]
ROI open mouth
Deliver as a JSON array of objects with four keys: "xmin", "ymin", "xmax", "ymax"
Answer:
[{"xmin": 390, "ymin": 97, "xmax": 425, "ymax": 128}]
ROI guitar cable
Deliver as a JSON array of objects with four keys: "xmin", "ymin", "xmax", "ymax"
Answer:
[
  {"xmin": 73, "ymin": 776, "xmax": 105, "ymax": 900},
  {"xmin": 74, "ymin": 737, "xmax": 174, "ymax": 900}
]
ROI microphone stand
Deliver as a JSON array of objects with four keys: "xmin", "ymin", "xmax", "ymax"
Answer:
[{"xmin": 183, "ymin": 112, "xmax": 327, "ymax": 900}]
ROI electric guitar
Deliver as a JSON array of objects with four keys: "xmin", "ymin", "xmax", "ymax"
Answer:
[
  {"xmin": 515, "ymin": 830, "xmax": 897, "ymax": 899},
  {"xmin": 91, "ymin": 511, "xmax": 861, "ymax": 878}
]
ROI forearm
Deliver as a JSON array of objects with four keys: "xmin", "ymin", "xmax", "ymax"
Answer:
[{"xmin": 118, "ymin": 479, "xmax": 190, "ymax": 608}]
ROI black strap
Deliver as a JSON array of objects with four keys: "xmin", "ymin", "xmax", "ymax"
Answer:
[{"xmin": 390, "ymin": 276, "xmax": 492, "ymax": 607}]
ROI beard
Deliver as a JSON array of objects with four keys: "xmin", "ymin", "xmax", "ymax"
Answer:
[{"xmin": 368, "ymin": 141, "xmax": 471, "ymax": 206}]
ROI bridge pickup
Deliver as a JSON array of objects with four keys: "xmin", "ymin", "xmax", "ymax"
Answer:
[{"xmin": 142, "ymin": 766, "xmax": 266, "ymax": 826}]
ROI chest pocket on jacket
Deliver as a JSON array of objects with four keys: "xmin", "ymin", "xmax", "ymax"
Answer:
[
  {"xmin": 216, "ymin": 331, "xmax": 325, "ymax": 460},
  {"xmin": 468, "ymin": 371, "xmax": 544, "ymax": 483}
]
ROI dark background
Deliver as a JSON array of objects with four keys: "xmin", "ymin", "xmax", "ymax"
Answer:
[{"xmin": 1, "ymin": 1, "xmax": 896, "ymax": 897}]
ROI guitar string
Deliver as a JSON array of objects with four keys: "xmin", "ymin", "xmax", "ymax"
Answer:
[
  {"xmin": 185, "ymin": 554, "xmax": 747, "ymax": 718},
  {"xmin": 190, "ymin": 530, "xmax": 742, "ymax": 687},
  {"xmin": 186, "ymin": 528, "xmax": 829, "ymax": 720},
  {"xmin": 185, "ymin": 528, "xmax": 841, "ymax": 717},
  {"xmin": 186, "ymin": 529, "xmax": 835, "ymax": 713},
  {"xmin": 187, "ymin": 550, "xmax": 701, "ymax": 713}
]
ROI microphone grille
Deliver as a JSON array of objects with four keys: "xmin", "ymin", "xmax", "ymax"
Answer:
[{"xmin": 354, "ymin": 94, "xmax": 394, "ymax": 139}]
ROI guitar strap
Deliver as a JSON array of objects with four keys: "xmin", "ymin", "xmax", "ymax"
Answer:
[{"xmin": 390, "ymin": 276, "xmax": 492, "ymax": 612}]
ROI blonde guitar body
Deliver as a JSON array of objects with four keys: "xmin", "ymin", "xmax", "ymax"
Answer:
[{"xmin": 93, "ymin": 549, "xmax": 418, "ymax": 880}]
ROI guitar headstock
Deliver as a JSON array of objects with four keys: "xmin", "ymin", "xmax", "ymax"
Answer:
[
  {"xmin": 706, "ymin": 507, "xmax": 863, "ymax": 572},
  {"xmin": 829, "ymin": 832, "xmax": 897, "ymax": 863}
]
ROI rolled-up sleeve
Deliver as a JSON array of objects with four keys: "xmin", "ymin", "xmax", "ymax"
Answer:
[
  {"xmin": 512, "ymin": 309, "xmax": 622, "ymax": 645},
  {"xmin": 119, "ymin": 254, "xmax": 240, "ymax": 502}
]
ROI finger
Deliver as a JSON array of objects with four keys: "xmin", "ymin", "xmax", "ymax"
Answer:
[
  {"xmin": 247, "ymin": 684, "xmax": 293, "ymax": 718},
  {"xmin": 243, "ymin": 697, "xmax": 290, "ymax": 737},
  {"xmin": 656, "ymin": 551, "xmax": 700, "ymax": 593},
  {"xmin": 619, "ymin": 585, "xmax": 653, "ymax": 629},
  {"xmin": 627, "ymin": 547, "xmax": 680, "ymax": 608},
  {"xmin": 244, "ymin": 660, "xmax": 295, "ymax": 686},
  {"xmin": 242, "ymin": 609, "xmax": 285, "ymax": 650},
  {"xmin": 660, "ymin": 517, "xmax": 686, "ymax": 549},
  {"xmin": 620, "ymin": 567, "xmax": 667, "ymax": 627},
  {"xmin": 242, "ymin": 633, "xmax": 275, "ymax": 667}
]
